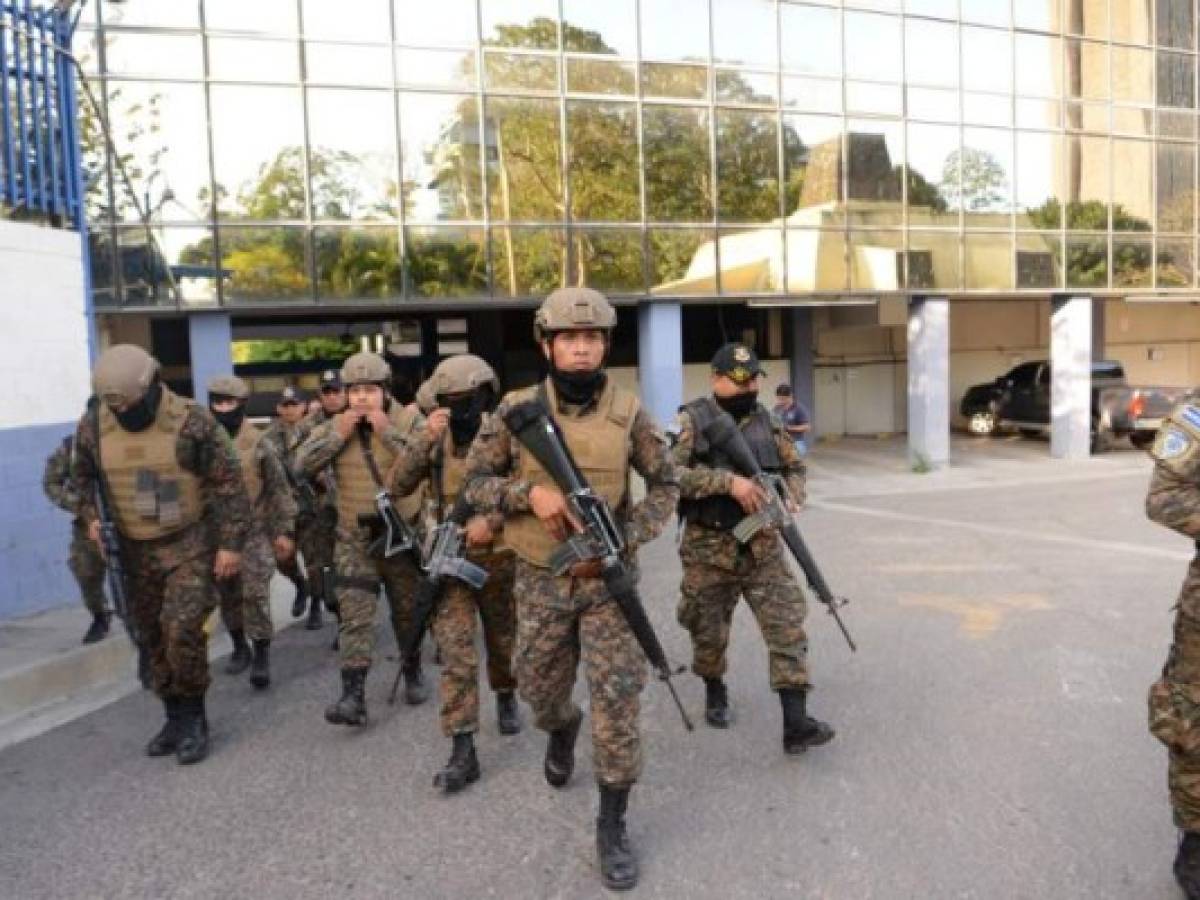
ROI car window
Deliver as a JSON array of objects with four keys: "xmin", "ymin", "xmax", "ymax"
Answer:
[{"xmin": 1007, "ymin": 362, "xmax": 1039, "ymax": 385}]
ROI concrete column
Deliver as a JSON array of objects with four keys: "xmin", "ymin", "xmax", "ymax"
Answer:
[
  {"xmin": 637, "ymin": 301, "xmax": 683, "ymax": 428},
  {"xmin": 187, "ymin": 312, "xmax": 233, "ymax": 404},
  {"xmin": 1050, "ymin": 295, "xmax": 1093, "ymax": 460},
  {"xmin": 1092, "ymin": 298, "xmax": 1106, "ymax": 360},
  {"xmin": 906, "ymin": 296, "xmax": 950, "ymax": 469},
  {"xmin": 789, "ymin": 307, "xmax": 817, "ymax": 441}
]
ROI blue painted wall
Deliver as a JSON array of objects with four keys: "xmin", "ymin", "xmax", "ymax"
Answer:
[{"xmin": 0, "ymin": 421, "xmax": 83, "ymax": 620}]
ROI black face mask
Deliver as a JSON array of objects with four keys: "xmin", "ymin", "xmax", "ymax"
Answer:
[
  {"xmin": 715, "ymin": 390, "xmax": 759, "ymax": 421},
  {"xmin": 550, "ymin": 367, "xmax": 606, "ymax": 406},
  {"xmin": 210, "ymin": 402, "xmax": 246, "ymax": 437},
  {"xmin": 445, "ymin": 388, "xmax": 492, "ymax": 448},
  {"xmin": 114, "ymin": 380, "xmax": 163, "ymax": 433}
]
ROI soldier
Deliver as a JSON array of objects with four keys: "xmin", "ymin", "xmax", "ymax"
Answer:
[
  {"xmin": 389, "ymin": 355, "xmax": 520, "ymax": 795},
  {"xmin": 42, "ymin": 429, "xmax": 110, "ymax": 643},
  {"xmin": 673, "ymin": 343, "xmax": 834, "ymax": 753},
  {"xmin": 295, "ymin": 352, "xmax": 429, "ymax": 726},
  {"xmin": 1146, "ymin": 403, "xmax": 1200, "ymax": 899},
  {"xmin": 464, "ymin": 287, "xmax": 678, "ymax": 891},
  {"xmin": 71, "ymin": 345, "xmax": 251, "ymax": 765},
  {"xmin": 208, "ymin": 375, "xmax": 299, "ymax": 689}
]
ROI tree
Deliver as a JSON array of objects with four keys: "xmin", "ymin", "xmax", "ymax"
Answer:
[{"xmin": 940, "ymin": 147, "xmax": 1007, "ymax": 212}]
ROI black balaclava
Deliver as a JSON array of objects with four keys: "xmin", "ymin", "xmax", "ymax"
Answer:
[
  {"xmin": 715, "ymin": 390, "xmax": 759, "ymax": 421},
  {"xmin": 114, "ymin": 379, "xmax": 163, "ymax": 433},
  {"xmin": 445, "ymin": 387, "xmax": 494, "ymax": 448},
  {"xmin": 209, "ymin": 394, "xmax": 246, "ymax": 436}
]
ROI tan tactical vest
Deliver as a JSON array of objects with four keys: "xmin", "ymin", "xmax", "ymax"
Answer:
[
  {"xmin": 233, "ymin": 424, "xmax": 265, "ymax": 507},
  {"xmin": 98, "ymin": 387, "xmax": 202, "ymax": 540},
  {"xmin": 334, "ymin": 404, "xmax": 426, "ymax": 529},
  {"xmin": 504, "ymin": 379, "xmax": 637, "ymax": 568},
  {"xmin": 439, "ymin": 432, "xmax": 469, "ymax": 509}
]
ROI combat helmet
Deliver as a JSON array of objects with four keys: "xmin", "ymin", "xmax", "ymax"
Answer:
[
  {"xmin": 206, "ymin": 374, "xmax": 249, "ymax": 400},
  {"xmin": 533, "ymin": 287, "xmax": 617, "ymax": 342},
  {"xmin": 92, "ymin": 344, "xmax": 159, "ymax": 408},
  {"xmin": 427, "ymin": 354, "xmax": 499, "ymax": 398},
  {"xmin": 340, "ymin": 351, "xmax": 392, "ymax": 387}
]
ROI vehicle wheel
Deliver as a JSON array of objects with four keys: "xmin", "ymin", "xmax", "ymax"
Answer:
[
  {"xmin": 967, "ymin": 411, "xmax": 997, "ymax": 436},
  {"xmin": 1018, "ymin": 428, "xmax": 1041, "ymax": 439}
]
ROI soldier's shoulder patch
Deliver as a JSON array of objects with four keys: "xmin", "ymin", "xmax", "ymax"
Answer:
[
  {"xmin": 1180, "ymin": 405, "xmax": 1200, "ymax": 433},
  {"xmin": 1153, "ymin": 424, "xmax": 1199, "ymax": 468}
]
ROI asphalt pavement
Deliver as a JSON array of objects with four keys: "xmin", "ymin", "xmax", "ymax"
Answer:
[{"xmin": 0, "ymin": 440, "xmax": 1187, "ymax": 899}]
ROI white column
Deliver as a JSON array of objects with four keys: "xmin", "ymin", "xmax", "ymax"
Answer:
[
  {"xmin": 188, "ymin": 312, "xmax": 234, "ymax": 404},
  {"xmin": 1050, "ymin": 295, "xmax": 1093, "ymax": 460},
  {"xmin": 637, "ymin": 301, "xmax": 683, "ymax": 428},
  {"xmin": 906, "ymin": 296, "xmax": 950, "ymax": 469}
]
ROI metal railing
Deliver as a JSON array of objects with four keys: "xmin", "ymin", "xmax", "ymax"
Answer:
[{"xmin": 0, "ymin": 0, "xmax": 82, "ymax": 228}]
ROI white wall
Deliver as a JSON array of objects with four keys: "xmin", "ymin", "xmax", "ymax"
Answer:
[{"xmin": 0, "ymin": 221, "xmax": 90, "ymax": 429}]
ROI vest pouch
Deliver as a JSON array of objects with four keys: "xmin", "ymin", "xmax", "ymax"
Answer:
[
  {"xmin": 157, "ymin": 480, "xmax": 183, "ymax": 528},
  {"xmin": 134, "ymin": 469, "xmax": 159, "ymax": 519}
]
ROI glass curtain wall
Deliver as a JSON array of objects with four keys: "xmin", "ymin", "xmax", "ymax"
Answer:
[{"xmin": 77, "ymin": 0, "xmax": 1199, "ymax": 307}]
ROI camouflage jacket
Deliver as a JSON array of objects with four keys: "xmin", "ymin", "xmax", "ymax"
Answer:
[
  {"xmin": 72, "ymin": 404, "xmax": 253, "ymax": 552},
  {"xmin": 292, "ymin": 409, "xmax": 427, "ymax": 495},
  {"xmin": 463, "ymin": 378, "xmax": 680, "ymax": 551},
  {"xmin": 390, "ymin": 420, "xmax": 506, "ymax": 532},
  {"xmin": 672, "ymin": 401, "xmax": 806, "ymax": 567},
  {"xmin": 246, "ymin": 428, "xmax": 300, "ymax": 540},
  {"xmin": 1147, "ymin": 403, "xmax": 1200, "ymax": 540},
  {"xmin": 263, "ymin": 417, "xmax": 333, "ymax": 514},
  {"xmin": 42, "ymin": 439, "xmax": 81, "ymax": 518}
]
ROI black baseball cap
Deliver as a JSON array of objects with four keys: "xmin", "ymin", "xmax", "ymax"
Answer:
[
  {"xmin": 710, "ymin": 343, "xmax": 766, "ymax": 385},
  {"xmin": 278, "ymin": 386, "xmax": 305, "ymax": 406},
  {"xmin": 319, "ymin": 369, "xmax": 343, "ymax": 391}
]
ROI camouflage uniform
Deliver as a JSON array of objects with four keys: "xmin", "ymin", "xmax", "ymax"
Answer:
[
  {"xmin": 72, "ymin": 395, "xmax": 252, "ymax": 699},
  {"xmin": 264, "ymin": 415, "xmax": 336, "ymax": 593},
  {"xmin": 673, "ymin": 401, "xmax": 811, "ymax": 691},
  {"xmin": 42, "ymin": 439, "xmax": 107, "ymax": 618},
  {"xmin": 465, "ymin": 378, "xmax": 678, "ymax": 786}
]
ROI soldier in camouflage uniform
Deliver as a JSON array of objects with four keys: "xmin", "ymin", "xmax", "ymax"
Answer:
[
  {"xmin": 295, "ymin": 352, "xmax": 430, "ymax": 726},
  {"xmin": 1146, "ymin": 402, "xmax": 1200, "ymax": 899},
  {"xmin": 465, "ymin": 288, "xmax": 678, "ymax": 892},
  {"xmin": 389, "ymin": 355, "xmax": 520, "ymax": 795},
  {"xmin": 673, "ymin": 344, "xmax": 834, "ymax": 754},
  {"xmin": 72, "ymin": 345, "xmax": 252, "ymax": 765},
  {"xmin": 42, "ymin": 430, "xmax": 110, "ymax": 643},
  {"xmin": 208, "ymin": 375, "xmax": 299, "ymax": 690}
]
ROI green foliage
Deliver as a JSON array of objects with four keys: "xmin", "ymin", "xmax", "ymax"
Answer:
[{"xmin": 233, "ymin": 337, "xmax": 358, "ymax": 364}]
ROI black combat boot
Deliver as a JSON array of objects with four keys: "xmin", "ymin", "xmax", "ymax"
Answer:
[
  {"xmin": 704, "ymin": 677, "xmax": 730, "ymax": 729},
  {"xmin": 780, "ymin": 687, "xmax": 835, "ymax": 754},
  {"xmin": 433, "ymin": 733, "xmax": 481, "ymax": 794},
  {"xmin": 325, "ymin": 668, "xmax": 369, "ymax": 726},
  {"xmin": 145, "ymin": 697, "xmax": 181, "ymax": 757},
  {"xmin": 175, "ymin": 696, "xmax": 210, "ymax": 765},
  {"xmin": 1176, "ymin": 831, "xmax": 1200, "ymax": 899},
  {"xmin": 82, "ymin": 612, "xmax": 110, "ymax": 644},
  {"xmin": 402, "ymin": 657, "xmax": 429, "ymax": 706},
  {"xmin": 596, "ymin": 784, "xmax": 638, "ymax": 891},
  {"xmin": 544, "ymin": 709, "xmax": 583, "ymax": 788},
  {"xmin": 496, "ymin": 691, "xmax": 522, "ymax": 735},
  {"xmin": 305, "ymin": 592, "xmax": 323, "ymax": 631},
  {"xmin": 289, "ymin": 571, "xmax": 309, "ymax": 618},
  {"xmin": 225, "ymin": 629, "xmax": 251, "ymax": 675},
  {"xmin": 249, "ymin": 639, "xmax": 270, "ymax": 690}
]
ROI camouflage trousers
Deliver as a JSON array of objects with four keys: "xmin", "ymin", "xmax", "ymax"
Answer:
[
  {"xmin": 1149, "ymin": 557, "xmax": 1200, "ymax": 831},
  {"xmin": 217, "ymin": 525, "xmax": 275, "ymax": 642},
  {"xmin": 68, "ymin": 519, "xmax": 107, "ymax": 617},
  {"xmin": 123, "ymin": 524, "xmax": 218, "ymax": 699},
  {"xmin": 431, "ymin": 547, "xmax": 517, "ymax": 736},
  {"xmin": 514, "ymin": 560, "xmax": 647, "ymax": 787},
  {"xmin": 298, "ymin": 508, "xmax": 336, "ymax": 593},
  {"xmin": 677, "ymin": 539, "xmax": 810, "ymax": 691},
  {"xmin": 333, "ymin": 527, "xmax": 420, "ymax": 670}
]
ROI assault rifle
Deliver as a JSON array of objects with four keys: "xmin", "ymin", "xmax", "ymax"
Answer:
[
  {"xmin": 504, "ymin": 398, "xmax": 694, "ymax": 731},
  {"xmin": 89, "ymin": 410, "xmax": 130, "ymax": 628},
  {"xmin": 698, "ymin": 412, "xmax": 857, "ymax": 652},
  {"xmin": 355, "ymin": 425, "xmax": 420, "ymax": 560},
  {"xmin": 388, "ymin": 495, "xmax": 489, "ymax": 705}
]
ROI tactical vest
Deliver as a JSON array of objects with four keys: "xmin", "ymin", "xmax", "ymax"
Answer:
[
  {"xmin": 233, "ymin": 423, "xmax": 265, "ymax": 507},
  {"xmin": 437, "ymin": 431, "xmax": 470, "ymax": 510},
  {"xmin": 678, "ymin": 397, "xmax": 782, "ymax": 531},
  {"xmin": 98, "ymin": 386, "xmax": 202, "ymax": 540},
  {"xmin": 504, "ymin": 379, "xmax": 638, "ymax": 568},
  {"xmin": 334, "ymin": 404, "xmax": 425, "ymax": 529}
]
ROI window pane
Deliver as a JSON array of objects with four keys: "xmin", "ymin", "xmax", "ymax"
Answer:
[
  {"xmin": 314, "ymin": 226, "xmax": 401, "ymax": 299},
  {"xmin": 567, "ymin": 101, "xmax": 640, "ymax": 221},
  {"xmin": 306, "ymin": 43, "xmax": 393, "ymax": 86},
  {"xmin": 492, "ymin": 227, "xmax": 564, "ymax": 296},
  {"xmin": 716, "ymin": 71, "xmax": 778, "ymax": 105},
  {"xmin": 1110, "ymin": 1, "xmax": 1150, "ymax": 44},
  {"xmin": 961, "ymin": 127, "xmax": 1014, "ymax": 218},
  {"xmin": 846, "ymin": 13, "xmax": 902, "ymax": 82},
  {"xmin": 208, "ymin": 38, "xmax": 300, "ymax": 82},
  {"xmin": 302, "ymin": 0, "xmax": 390, "ymax": 41},
  {"xmin": 1157, "ymin": 0, "xmax": 1195, "ymax": 50},
  {"xmin": 644, "ymin": 106, "xmax": 713, "ymax": 222},
  {"xmin": 397, "ymin": 48, "xmax": 479, "ymax": 90},
  {"xmin": 394, "ymin": 0, "xmax": 478, "ymax": 47},
  {"xmin": 712, "ymin": 0, "xmax": 777, "ymax": 67},
  {"xmin": 1016, "ymin": 98, "xmax": 1062, "ymax": 129},
  {"xmin": 1066, "ymin": 0, "xmax": 1108, "ymax": 40},
  {"xmin": 641, "ymin": 64, "xmax": 709, "ymax": 100},
  {"xmin": 849, "ymin": 230, "xmax": 909, "ymax": 290},
  {"xmin": 102, "ymin": 33, "xmax": 204, "ymax": 79},
  {"xmin": 1157, "ymin": 238, "xmax": 1194, "ymax": 287},
  {"xmin": 1014, "ymin": 0, "xmax": 1058, "ymax": 32},
  {"xmin": 307, "ymin": 90, "xmax": 398, "ymax": 220},
  {"xmin": 563, "ymin": 0, "xmax": 637, "ymax": 56},
  {"xmin": 1112, "ymin": 237, "xmax": 1152, "ymax": 288},
  {"xmin": 1015, "ymin": 34, "xmax": 1060, "ymax": 98},
  {"xmin": 1111, "ymin": 139, "xmax": 1153, "ymax": 232},
  {"xmin": 717, "ymin": 109, "xmax": 780, "ymax": 222},
  {"xmin": 1065, "ymin": 235, "xmax": 1107, "ymax": 288},
  {"xmin": 782, "ymin": 5, "xmax": 840, "ymax": 76},
  {"xmin": 571, "ymin": 229, "xmax": 645, "ymax": 293},
  {"xmin": 1065, "ymin": 135, "xmax": 1109, "ymax": 229},
  {"xmin": 847, "ymin": 82, "xmax": 902, "ymax": 116},
  {"xmin": 906, "ymin": 123, "xmax": 960, "ymax": 219},
  {"xmin": 718, "ymin": 226, "xmax": 783, "ymax": 294},
  {"xmin": 566, "ymin": 59, "xmax": 636, "ymax": 96},
  {"xmin": 1158, "ymin": 143, "xmax": 1196, "ymax": 232},
  {"xmin": 118, "ymin": 225, "xmax": 220, "ymax": 306},
  {"xmin": 1017, "ymin": 131, "xmax": 1063, "ymax": 229},
  {"xmin": 1065, "ymin": 101, "xmax": 1109, "ymax": 133},
  {"xmin": 910, "ymin": 88, "xmax": 961, "ymax": 123},
  {"xmin": 784, "ymin": 114, "xmax": 845, "ymax": 223},
  {"xmin": 210, "ymin": 86, "xmax": 305, "ymax": 219},
  {"xmin": 486, "ymin": 97, "xmax": 563, "ymax": 221},
  {"xmin": 640, "ymin": 0, "xmax": 708, "ymax": 63},
  {"xmin": 783, "ymin": 76, "xmax": 842, "ymax": 113},
  {"xmin": 100, "ymin": 0, "xmax": 199, "ymax": 28},
  {"xmin": 204, "ymin": 0, "xmax": 298, "ymax": 34},
  {"xmin": 219, "ymin": 226, "xmax": 313, "ymax": 301},
  {"xmin": 1017, "ymin": 232, "xmax": 1062, "ymax": 288},
  {"xmin": 906, "ymin": 20, "xmax": 958, "ymax": 88},
  {"xmin": 906, "ymin": 0, "xmax": 957, "ymax": 18},
  {"xmin": 1158, "ymin": 110, "xmax": 1197, "ymax": 140},
  {"xmin": 785, "ymin": 229, "xmax": 848, "ymax": 292},
  {"xmin": 399, "ymin": 93, "xmax": 483, "ymax": 221},
  {"xmin": 962, "ymin": 0, "xmax": 1009, "ymax": 27},
  {"xmin": 648, "ymin": 229, "xmax": 715, "ymax": 294},
  {"xmin": 1111, "ymin": 46, "xmax": 1154, "ymax": 105},
  {"xmin": 482, "ymin": 0, "xmax": 559, "ymax": 49},
  {"xmin": 1158, "ymin": 52, "xmax": 1196, "ymax": 110},
  {"xmin": 404, "ymin": 226, "xmax": 487, "ymax": 297},
  {"xmin": 965, "ymin": 233, "xmax": 1015, "ymax": 291},
  {"xmin": 484, "ymin": 52, "xmax": 560, "ymax": 91},
  {"xmin": 963, "ymin": 27, "xmax": 1012, "ymax": 94},
  {"xmin": 847, "ymin": 121, "xmax": 903, "ymax": 215},
  {"xmin": 964, "ymin": 92, "xmax": 1013, "ymax": 127}
]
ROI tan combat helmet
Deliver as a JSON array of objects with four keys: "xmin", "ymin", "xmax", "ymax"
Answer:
[
  {"xmin": 92, "ymin": 344, "xmax": 159, "ymax": 408},
  {"xmin": 340, "ymin": 351, "xmax": 391, "ymax": 386},
  {"xmin": 428, "ymin": 354, "xmax": 499, "ymax": 398},
  {"xmin": 206, "ymin": 374, "xmax": 249, "ymax": 400},
  {"xmin": 533, "ymin": 287, "xmax": 617, "ymax": 342}
]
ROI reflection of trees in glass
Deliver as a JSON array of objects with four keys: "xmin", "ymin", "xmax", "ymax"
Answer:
[
  {"xmin": 233, "ymin": 337, "xmax": 357, "ymax": 364},
  {"xmin": 406, "ymin": 229, "xmax": 487, "ymax": 298},
  {"xmin": 1025, "ymin": 199, "xmax": 1153, "ymax": 287},
  {"xmin": 315, "ymin": 229, "xmax": 400, "ymax": 298},
  {"xmin": 940, "ymin": 148, "xmax": 1007, "ymax": 212}
]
